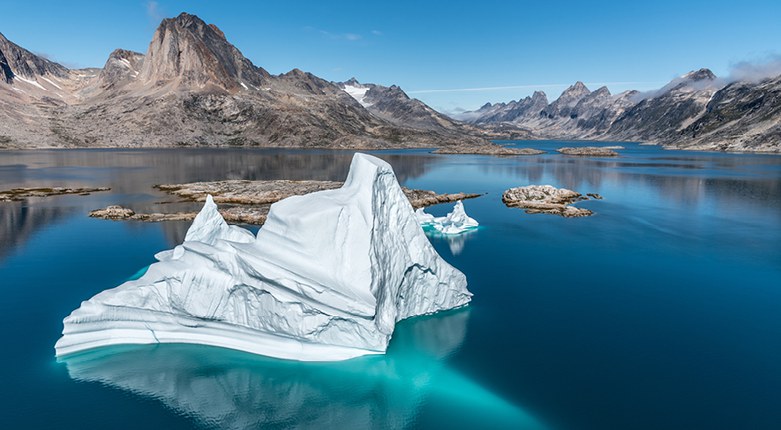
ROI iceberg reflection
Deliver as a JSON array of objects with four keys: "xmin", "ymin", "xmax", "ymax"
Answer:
[
  {"xmin": 424, "ymin": 227, "xmax": 479, "ymax": 256},
  {"xmin": 59, "ymin": 308, "xmax": 545, "ymax": 429}
]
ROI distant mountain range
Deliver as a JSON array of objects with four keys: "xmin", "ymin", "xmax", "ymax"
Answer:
[
  {"xmin": 458, "ymin": 69, "xmax": 781, "ymax": 152},
  {"xmin": 0, "ymin": 12, "xmax": 778, "ymax": 152},
  {"xmin": 0, "ymin": 13, "xmax": 498, "ymax": 149}
]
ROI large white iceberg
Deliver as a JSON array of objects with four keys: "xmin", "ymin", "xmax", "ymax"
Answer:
[
  {"xmin": 417, "ymin": 201, "xmax": 479, "ymax": 235},
  {"xmin": 55, "ymin": 153, "xmax": 472, "ymax": 361}
]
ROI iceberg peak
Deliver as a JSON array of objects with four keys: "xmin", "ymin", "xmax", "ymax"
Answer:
[
  {"xmin": 55, "ymin": 153, "xmax": 471, "ymax": 361},
  {"xmin": 418, "ymin": 201, "xmax": 479, "ymax": 235},
  {"xmin": 184, "ymin": 194, "xmax": 255, "ymax": 245}
]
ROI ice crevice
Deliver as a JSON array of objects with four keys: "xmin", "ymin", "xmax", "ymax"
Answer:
[{"xmin": 55, "ymin": 153, "xmax": 472, "ymax": 361}]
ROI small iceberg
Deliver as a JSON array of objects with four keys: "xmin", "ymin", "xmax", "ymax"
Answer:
[
  {"xmin": 417, "ymin": 201, "xmax": 479, "ymax": 235},
  {"xmin": 55, "ymin": 153, "xmax": 472, "ymax": 361}
]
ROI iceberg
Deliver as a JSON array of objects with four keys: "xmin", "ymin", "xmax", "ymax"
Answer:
[
  {"xmin": 417, "ymin": 201, "xmax": 479, "ymax": 235},
  {"xmin": 55, "ymin": 153, "xmax": 472, "ymax": 361}
]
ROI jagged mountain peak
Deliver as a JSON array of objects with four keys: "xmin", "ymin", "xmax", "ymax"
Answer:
[
  {"xmin": 366, "ymin": 83, "xmax": 410, "ymax": 101},
  {"xmin": 531, "ymin": 90, "xmax": 548, "ymax": 103},
  {"xmin": 592, "ymin": 86, "xmax": 611, "ymax": 96},
  {"xmin": 561, "ymin": 81, "xmax": 590, "ymax": 98},
  {"xmin": 683, "ymin": 68, "xmax": 716, "ymax": 81},
  {"xmin": 138, "ymin": 12, "xmax": 267, "ymax": 91}
]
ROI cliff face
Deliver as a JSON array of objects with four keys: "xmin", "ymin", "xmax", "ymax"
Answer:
[
  {"xmin": 0, "ymin": 13, "xmax": 488, "ymax": 149},
  {"xmin": 0, "ymin": 32, "xmax": 69, "ymax": 81},
  {"xmin": 137, "ymin": 13, "xmax": 268, "ymax": 91}
]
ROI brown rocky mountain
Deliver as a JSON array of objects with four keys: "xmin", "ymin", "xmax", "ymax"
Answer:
[{"xmin": 0, "ymin": 13, "xmax": 491, "ymax": 149}]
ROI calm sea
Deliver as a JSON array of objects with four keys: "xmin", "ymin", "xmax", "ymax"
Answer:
[{"xmin": 1, "ymin": 142, "xmax": 779, "ymax": 429}]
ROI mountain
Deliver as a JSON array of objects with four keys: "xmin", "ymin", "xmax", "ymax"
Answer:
[
  {"xmin": 460, "ymin": 82, "xmax": 639, "ymax": 139},
  {"xmin": 0, "ymin": 32, "xmax": 69, "ymax": 82},
  {"xmin": 608, "ymin": 68, "xmax": 720, "ymax": 142},
  {"xmin": 459, "ymin": 68, "xmax": 781, "ymax": 152},
  {"xmin": 137, "ymin": 13, "xmax": 268, "ymax": 91},
  {"xmin": 469, "ymin": 91, "xmax": 548, "ymax": 124},
  {"xmin": 337, "ymin": 78, "xmax": 531, "ymax": 141},
  {"xmin": 0, "ymin": 13, "xmax": 490, "ymax": 149},
  {"xmin": 338, "ymin": 79, "xmax": 462, "ymax": 131},
  {"xmin": 676, "ymin": 74, "xmax": 781, "ymax": 152},
  {"xmin": 541, "ymin": 81, "xmax": 590, "ymax": 119}
]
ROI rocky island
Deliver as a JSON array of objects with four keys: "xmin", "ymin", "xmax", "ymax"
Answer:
[
  {"xmin": 0, "ymin": 187, "xmax": 110, "ymax": 202},
  {"xmin": 556, "ymin": 146, "xmax": 619, "ymax": 157},
  {"xmin": 90, "ymin": 180, "xmax": 480, "ymax": 224},
  {"xmin": 502, "ymin": 185, "xmax": 598, "ymax": 217},
  {"xmin": 432, "ymin": 144, "xmax": 544, "ymax": 156}
]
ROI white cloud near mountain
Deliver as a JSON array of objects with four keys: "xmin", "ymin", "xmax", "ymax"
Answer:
[{"xmin": 728, "ymin": 54, "xmax": 781, "ymax": 83}]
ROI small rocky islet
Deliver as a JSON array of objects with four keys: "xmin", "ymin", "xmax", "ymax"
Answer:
[
  {"xmin": 0, "ymin": 186, "xmax": 110, "ymax": 202},
  {"xmin": 502, "ymin": 185, "xmax": 600, "ymax": 217},
  {"xmin": 555, "ymin": 146, "xmax": 621, "ymax": 157},
  {"xmin": 432, "ymin": 144, "xmax": 545, "ymax": 156}
]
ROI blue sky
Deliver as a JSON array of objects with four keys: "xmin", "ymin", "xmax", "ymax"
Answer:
[{"xmin": 1, "ymin": 0, "xmax": 780, "ymax": 112}]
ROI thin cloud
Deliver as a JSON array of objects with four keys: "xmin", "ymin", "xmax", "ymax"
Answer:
[
  {"xmin": 407, "ymin": 81, "xmax": 667, "ymax": 94},
  {"xmin": 146, "ymin": 1, "xmax": 164, "ymax": 25},
  {"xmin": 305, "ymin": 27, "xmax": 364, "ymax": 42},
  {"xmin": 371, "ymin": 30, "xmax": 383, "ymax": 36}
]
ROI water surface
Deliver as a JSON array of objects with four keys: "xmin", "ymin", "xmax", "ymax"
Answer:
[{"xmin": 1, "ymin": 142, "xmax": 780, "ymax": 429}]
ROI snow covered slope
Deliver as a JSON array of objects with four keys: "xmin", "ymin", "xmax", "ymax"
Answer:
[{"xmin": 55, "ymin": 153, "xmax": 471, "ymax": 361}]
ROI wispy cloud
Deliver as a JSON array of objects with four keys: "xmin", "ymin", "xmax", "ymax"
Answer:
[
  {"xmin": 146, "ymin": 1, "xmax": 164, "ymax": 25},
  {"xmin": 304, "ymin": 26, "xmax": 365, "ymax": 42},
  {"xmin": 728, "ymin": 54, "xmax": 781, "ymax": 83},
  {"xmin": 371, "ymin": 30, "xmax": 383, "ymax": 36},
  {"xmin": 407, "ymin": 81, "xmax": 667, "ymax": 94},
  {"xmin": 342, "ymin": 33, "xmax": 362, "ymax": 41}
]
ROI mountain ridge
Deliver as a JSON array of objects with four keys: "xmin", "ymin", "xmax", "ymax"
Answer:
[
  {"xmin": 458, "ymin": 68, "xmax": 780, "ymax": 152},
  {"xmin": 0, "ymin": 13, "xmax": 492, "ymax": 149}
]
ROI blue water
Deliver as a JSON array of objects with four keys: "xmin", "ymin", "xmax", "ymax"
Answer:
[{"xmin": 0, "ymin": 143, "xmax": 780, "ymax": 429}]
